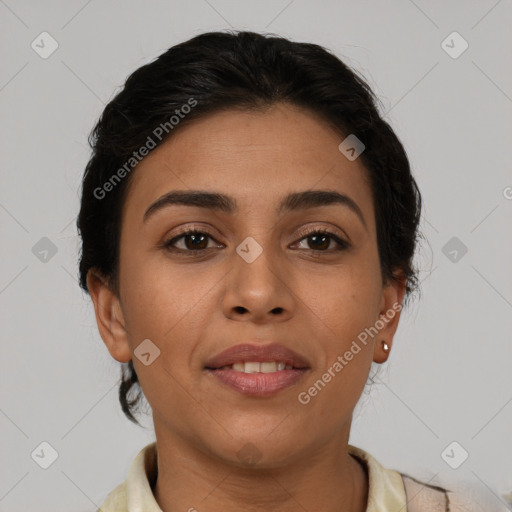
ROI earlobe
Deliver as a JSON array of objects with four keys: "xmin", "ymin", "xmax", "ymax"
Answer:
[
  {"xmin": 87, "ymin": 269, "xmax": 132, "ymax": 363},
  {"xmin": 373, "ymin": 272, "xmax": 407, "ymax": 364}
]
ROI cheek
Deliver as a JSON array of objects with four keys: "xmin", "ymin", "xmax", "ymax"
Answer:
[
  {"xmin": 298, "ymin": 281, "xmax": 378, "ymax": 415},
  {"xmin": 118, "ymin": 253, "xmax": 210, "ymax": 412},
  {"xmin": 119, "ymin": 245, "xmax": 201, "ymax": 338},
  {"xmin": 119, "ymin": 249, "xmax": 224, "ymax": 395},
  {"xmin": 298, "ymin": 258, "xmax": 381, "ymax": 329},
  {"xmin": 295, "ymin": 259, "xmax": 381, "ymax": 379}
]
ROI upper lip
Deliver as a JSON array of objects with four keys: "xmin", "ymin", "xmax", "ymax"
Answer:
[{"xmin": 204, "ymin": 342, "xmax": 311, "ymax": 369}]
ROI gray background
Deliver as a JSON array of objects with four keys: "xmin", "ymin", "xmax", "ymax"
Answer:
[{"xmin": 1, "ymin": 1, "xmax": 511, "ymax": 510}]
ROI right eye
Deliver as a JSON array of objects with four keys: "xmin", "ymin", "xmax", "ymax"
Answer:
[{"xmin": 162, "ymin": 229, "xmax": 223, "ymax": 254}]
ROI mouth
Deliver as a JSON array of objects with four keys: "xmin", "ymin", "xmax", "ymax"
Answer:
[
  {"xmin": 206, "ymin": 361, "xmax": 302, "ymax": 372},
  {"xmin": 204, "ymin": 343, "xmax": 311, "ymax": 397}
]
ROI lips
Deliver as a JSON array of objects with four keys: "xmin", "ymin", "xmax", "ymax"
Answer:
[
  {"xmin": 204, "ymin": 342, "xmax": 310, "ymax": 370},
  {"xmin": 204, "ymin": 342, "xmax": 311, "ymax": 397}
]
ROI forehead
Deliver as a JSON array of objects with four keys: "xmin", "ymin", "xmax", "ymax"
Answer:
[{"xmin": 122, "ymin": 104, "xmax": 375, "ymax": 227}]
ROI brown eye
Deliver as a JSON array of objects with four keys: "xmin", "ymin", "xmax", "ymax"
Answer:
[
  {"xmin": 163, "ymin": 230, "xmax": 220, "ymax": 253},
  {"xmin": 306, "ymin": 233, "xmax": 331, "ymax": 250},
  {"xmin": 294, "ymin": 229, "xmax": 349, "ymax": 252}
]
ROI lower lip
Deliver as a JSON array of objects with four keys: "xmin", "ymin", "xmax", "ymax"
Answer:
[{"xmin": 205, "ymin": 368, "xmax": 309, "ymax": 397}]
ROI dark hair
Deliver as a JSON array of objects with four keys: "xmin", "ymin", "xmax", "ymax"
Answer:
[{"xmin": 77, "ymin": 30, "xmax": 422, "ymax": 426}]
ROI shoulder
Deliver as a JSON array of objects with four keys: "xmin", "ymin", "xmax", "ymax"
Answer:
[
  {"xmin": 402, "ymin": 473, "xmax": 510, "ymax": 512},
  {"xmin": 446, "ymin": 479, "xmax": 510, "ymax": 512},
  {"xmin": 96, "ymin": 481, "xmax": 127, "ymax": 512},
  {"xmin": 96, "ymin": 442, "xmax": 158, "ymax": 512}
]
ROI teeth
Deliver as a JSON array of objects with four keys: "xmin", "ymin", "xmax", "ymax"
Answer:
[
  {"xmin": 244, "ymin": 362, "xmax": 260, "ymax": 373},
  {"xmin": 232, "ymin": 362, "xmax": 245, "ymax": 372},
  {"xmin": 260, "ymin": 361, "xmax": 277, "ymax": 373},
  {"xmin": 229, "ymin": 361, "xmax": 291, "ymax": 373}
]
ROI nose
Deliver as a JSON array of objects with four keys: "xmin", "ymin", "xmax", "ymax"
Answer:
[{"xmin": 221, "ymin": 241, "xmax": 296, "ymax": 324}]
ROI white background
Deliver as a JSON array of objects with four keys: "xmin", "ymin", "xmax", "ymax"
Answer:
[{"xmin": 1, "ymin": 1, "xmax": 511, "ymax": 510}]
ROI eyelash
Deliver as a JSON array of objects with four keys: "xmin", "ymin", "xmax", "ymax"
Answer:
[{"xmin": 161, "ymin": 226, "xmax": 350, "ymax": 255}]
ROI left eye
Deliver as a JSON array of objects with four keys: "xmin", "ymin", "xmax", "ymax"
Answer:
[{"xmin": 294, "ymin": 230, "xmax": 349, "ymax": 252}]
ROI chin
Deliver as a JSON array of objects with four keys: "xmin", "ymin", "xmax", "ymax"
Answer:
[{"xmin": 205, "ymin": 429, "xmax": 304, "ymax": 470}]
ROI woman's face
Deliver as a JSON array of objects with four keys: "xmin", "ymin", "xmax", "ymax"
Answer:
[{"xmin": 90, "ymin": 102, "xmax": 405, "ymax": 467}]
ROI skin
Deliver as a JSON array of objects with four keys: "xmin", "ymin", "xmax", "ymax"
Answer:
[{"xmin": 88, "ymin": 103, "xmax": 406, "ymax": 512}]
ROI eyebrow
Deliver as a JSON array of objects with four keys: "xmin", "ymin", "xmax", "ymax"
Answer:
[{"xmin": 143, "ymin": 189, "xmax": 367, "ymax": 231}]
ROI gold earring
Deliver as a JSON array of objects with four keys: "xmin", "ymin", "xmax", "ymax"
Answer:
[{"xmin": 382, "ymin": 341, "xmax": 389, "ymax": 352}]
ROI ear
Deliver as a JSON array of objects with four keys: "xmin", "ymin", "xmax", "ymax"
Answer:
[
  {"xmin": 87, "ymin": 269, "xmax": 132, "ymax": 363},
  {"xmin": 373, "ymin": 270, "xmax": 407, "ymax": 364}
]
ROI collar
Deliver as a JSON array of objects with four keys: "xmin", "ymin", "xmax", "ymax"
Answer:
[
  {"xmin": 347, "ymin": 444, "xmax": 407, "ymax": 511},
  {"xmin": 102, "ymin": 442, "xmax": 407, "ymax": 511}
]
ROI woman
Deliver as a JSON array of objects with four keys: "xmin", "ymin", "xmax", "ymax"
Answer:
[{"xmin": 77, "ymin": 30, "xmax": 506, "ymax": 512}]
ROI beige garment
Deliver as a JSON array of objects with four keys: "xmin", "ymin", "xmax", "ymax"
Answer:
[
  {"xmin": 402, "ymin": 473, "xmax": 510, "ymax": 512},
  {"xmin": 97, "ymin": 442, "xmax": 508, "ymax": 512}
]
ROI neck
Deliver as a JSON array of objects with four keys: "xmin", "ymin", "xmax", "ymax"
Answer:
[{"xmin": 152, "ymin": 427, "xmax": 368, "ymax": 512}]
